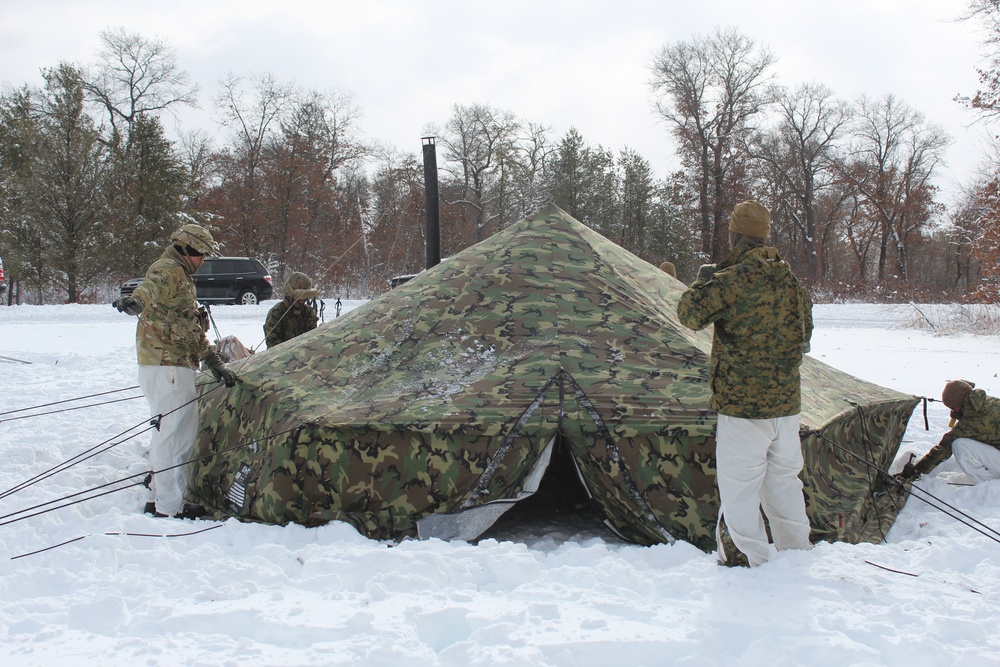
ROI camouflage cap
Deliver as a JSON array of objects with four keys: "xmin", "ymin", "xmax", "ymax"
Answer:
[
  {"xmin": 285, "ymin": 272, "xmax": 318, "ymax": 300},
  {"xmin": 171, "ymin": 224, "xmax": 216, "ymax": 256}
]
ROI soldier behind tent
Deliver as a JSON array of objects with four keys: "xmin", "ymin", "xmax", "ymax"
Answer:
[
  {"xmin": 677, "ymin": 200, "xmax": 814, "ymax": 567},
  {"xmin": 264, "ymin": 272, "xmax": 319, "ymax": 348},
  {"xmin": 898, "ymin": 379, "xmax": 1000, "ymax": 484},
  {"xmin": 112, "ymin": 223, "xmax": 237, "ymax": 519},
  {"xmin": 659, "ymin": 261, "xmax": 677, "ymax": 278}
]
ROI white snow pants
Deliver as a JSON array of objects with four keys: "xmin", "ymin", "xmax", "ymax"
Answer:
[
  {"xmin": 138, "ymin": 365, "xmax": 197, "ymax": 516},
  {"xmin": 952, "ymin": 437, "xmax": 1000, "ymax": 483},
  {"xmin": 715, "ymin": 414, "xmax": 812, "ymax": 566}
]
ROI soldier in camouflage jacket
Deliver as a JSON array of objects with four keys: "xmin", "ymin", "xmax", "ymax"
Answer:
[
  {"xmin": 904, "ymin": 380, "xmax": 1000, "ymax": 483},
  {"xmin": 677, "ymin": 200, "xmax": 813, "ymax": 566},
  {"xmin": 113, "ymin": 224, "xmax": 235, "ymax": 518},
  {"xmin": 264, "ymin": 272, "xmax": 319, "ymax": 348}
]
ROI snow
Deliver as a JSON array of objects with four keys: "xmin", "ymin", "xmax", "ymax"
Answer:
[{"xmin": 2, "ymin": 301, "xmax": 1000, "ymax": 666}]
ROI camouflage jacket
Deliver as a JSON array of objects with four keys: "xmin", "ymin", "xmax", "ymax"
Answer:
[
  {"xmin": 677, "ymin": 244, "xmax": 813, "ymax": 419},
  {"xmin": 131, "ymin": 245, "xmax": 214, "ymax": 368},
  {"xmin": 915, "ymin": 389, "xmax": 1000, "ymax": 474},
  {"xmin": 264, "ymin": 298, "xmax": 318, "ymax": 348}
]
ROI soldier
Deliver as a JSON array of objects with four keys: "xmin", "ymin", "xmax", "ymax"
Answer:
[
  {"xmin": 898, "ymin": 380, "xmax": 1000, "ymax": 483},
  {"xmin": 113, "ymin": 223, "xmax": 236, "ymax": 519},
  {"xmin": 677, "ymin": 200, "xmax": 813, "ymax": 567},
  {"xmin": 659, "ymin": 261, "xmax": 677, "ymax": 278},
  {"xmin": 264, "ymin": 271, "xmax": 319, "ymax": 348}
]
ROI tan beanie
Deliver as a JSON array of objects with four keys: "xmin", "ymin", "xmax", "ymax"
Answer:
[
  {"xmin": 729, "ymin": 201, "xmax": 771, "ymax": 239},
  {"xmin": 941, "ymin": 379, "xmax": 974, "ymax": 414},
  {"xmin": 659, "ymin": 261, "xmax": 676, "ymax": 277}
]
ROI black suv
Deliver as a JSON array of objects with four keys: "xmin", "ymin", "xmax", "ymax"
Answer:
[{"xmin": 119, "ymin": 257, "xmax": 273, "ymax": 305}]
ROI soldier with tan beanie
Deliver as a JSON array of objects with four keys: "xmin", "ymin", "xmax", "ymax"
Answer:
[
  {"xmin": 678, "ymin": 200, "xmax": 814, "ymax": 566},
  {"xmin": 898, "ymin": 379, "xmax": 1000, "ymax": 483}
]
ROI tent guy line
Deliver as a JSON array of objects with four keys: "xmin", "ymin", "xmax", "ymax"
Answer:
[
  {"xmin": 806, "ymin": 427, "xmax": 1000, "ymax": 545},
  {"xmin": 0, "ymin": 384, "xmax": 140, "ymax": 418},
  {"xmin": 10, "ymin": 523, "xmax": 224, "ymax": 561},
  {"xmin": 0, "ymin": 421, "xmax": 306, "ymax": 529},
  {"xmin": 0, "ymin": 379, "xmax": 230, "ymax": 500}
]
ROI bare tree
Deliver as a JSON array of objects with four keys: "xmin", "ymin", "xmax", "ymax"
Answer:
[
  {"xmin": 961, "ymin": 1, "xmax": 1000, "ymax": 116},
  {"xmin": 508, "ymin": 121, "xmax": 553, "ymax": 217},
  {"xmin": 840, "ymin": 94, "xmax": 950, "ymax": 282},
  {"xmin": 752, "ymin": 82, "xmax": 851, "ymax": 282},
  {"xmin": 430, "ymin": 103, "xmax": 521, "ymax": 242},
  {"xmin": 650, "ymin": 27, "xmax": 776, "ymax": 260},
  {"xmin": 211, "ymin": 72, "xmax": 295, "ymax": 257},
  {"xmin": 268, "ymin": 88, "xmax": 368, "ymax": 277},
  {"xmin": 82, "ymin": 27, "xmax": 198, "ymax": 142}
]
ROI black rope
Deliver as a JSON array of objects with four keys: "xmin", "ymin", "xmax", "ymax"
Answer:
[
  {"xmin": 0, "ymin": 379, "xmax": 221, "ymax": 423},
  {"xmin": 0, "ymin": 422, "xmax": 304, "ymax": 527},
  {"xmin": 0, "ymin": 417, "xmax": 158, "ymax": 500},
  {"xmin": 0, "ymin": 394, "xmax": 145, "ymax": 423},
  {"xmin": 0, "ymin": 385, "xmax": 141, "ymax": 417},
  {"xmin": 849, "ymin": 403, "xmax": 892, "ymax": 543},
  {"xmin": 11, "ymin": 524, "xmax": 224, "ymax": 560},
  {"xmin": 0, "ymin": 474, "xmax": 151, "ymax": 527},
  {"xmin": 0, "ymin": 380, "xmax": 225, "ymax": 502},
  {"xmin": 862, "ymin": 559, "xmax": 983, "ymax": 594},
  {"xmin": 253, "ymin": 233, "xmax": 366, "ymax": 357},
  {"xmin": 807, "ymin": 428, "xmax": 1000, "ymax": 545},
  {"xmin": 0, "ymin": 385, "xmax": 139, "ymax": 417}
]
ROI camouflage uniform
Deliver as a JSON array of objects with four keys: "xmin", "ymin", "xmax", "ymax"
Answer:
[
  {"xmin": 130, "ymin": 232, "xmax": 218, "ymax": 516},
  {"xmin": 676, "ymin": 244, "xmax": 813, "ymax": 418},
  {"xmin": 915, "ymin": 389, "xmax": 1000, "ymax": 480},
  {"xmin": 264, "ymin": 299, "xmax": 318, "ymax": 348},
  {"xmin": 678, "ymin": 202, "xmax": 813, "ymax": 566},
  {"xmin": 131, "ymin": 244, "xmax": 214, "ymax": 368}
]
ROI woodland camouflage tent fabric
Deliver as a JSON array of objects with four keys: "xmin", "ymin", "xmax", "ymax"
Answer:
[{"xmin": 187, "ymin": 203, "xmax": 917, "ymax": 552}]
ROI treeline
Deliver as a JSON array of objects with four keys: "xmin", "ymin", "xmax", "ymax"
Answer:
[{"xmin": 1, "ymin": 25, "xmax": 998, "ymax": 305}]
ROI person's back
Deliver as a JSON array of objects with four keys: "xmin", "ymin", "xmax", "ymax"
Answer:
[
  {"xmin": 676, "ymin": 200, "xmax": 813, "ymax": 567},
  {"xmin": 683, "ymin": 243, "xmax": 810, "ymax": 419}
]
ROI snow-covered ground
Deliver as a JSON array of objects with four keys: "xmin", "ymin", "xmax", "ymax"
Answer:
[{"xmin": 1, "ymin": 301, "xmax": 999, "ymax": 666}]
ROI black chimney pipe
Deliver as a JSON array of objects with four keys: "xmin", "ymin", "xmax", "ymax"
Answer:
[{"xmin": 422, "ymin": 137, "xmax": 441, "ymax": 270}]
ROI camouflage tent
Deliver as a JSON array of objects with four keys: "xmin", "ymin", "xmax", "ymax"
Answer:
[{"xmin": 187, "ymin": 203, "xmax": 917, "ymax": 552}]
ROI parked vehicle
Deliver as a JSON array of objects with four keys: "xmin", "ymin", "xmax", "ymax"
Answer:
[
  {"xmin": 388, "ymin": 273, "xmax": 418, "ymax": 289},
  {"xmin": 119, "ymin": 257, "xmax": 273, "ymax": 305}
]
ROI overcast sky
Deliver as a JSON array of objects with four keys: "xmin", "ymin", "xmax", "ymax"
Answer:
[{"xmin": 0, "ymin": 0, "xmax": 992, "ymax": 204}]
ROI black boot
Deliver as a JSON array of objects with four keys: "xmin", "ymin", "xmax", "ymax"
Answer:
[{"xmin": 174, "ymin": 504, "xmax": 208, "ymax": 520}]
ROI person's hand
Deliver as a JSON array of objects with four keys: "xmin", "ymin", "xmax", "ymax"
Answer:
[
  {"xmin": 895, "ymin": 460, "xmax": 918, "ymax": 483},
  {"xmin": 695, "ymin": 264, "xmax": 718, "ymax": 283},
  {"xmin": 204, "ymin": 353, "xmax": 237, "ymax": 387},
  {"xmin": 112, "ymin": 296, "xmax": 143, "ymax": 316}
]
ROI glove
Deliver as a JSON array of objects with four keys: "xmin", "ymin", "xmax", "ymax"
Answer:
[
  {"xmin": 895, "ymin": 461, "xmax": 919, "ymax": 483},
  {"xmin": 204, "ymin": 352, "xmax": 237, "ymax": 387},
  {"xmin": 695, "ymin": 264, "xmax": 718, "ymax": 283},
  {"xmin": 112, "ymin": 296, "xmax": 143, "ymax": 316}
]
